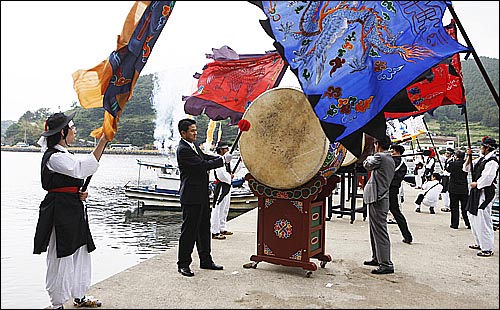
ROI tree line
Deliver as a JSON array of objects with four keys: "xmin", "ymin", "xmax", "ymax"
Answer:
[{"xmin": 2, "ymin": 56, "xmax": 498, "ymax": 148}]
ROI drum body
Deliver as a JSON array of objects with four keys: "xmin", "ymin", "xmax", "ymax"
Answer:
[
  {"xmin": 239, "ymin": 88, "xmax": 329, "ymax": 189},
  {"xmin": 341, "ymin": 138, "xmax": 363, "ymax": 167},
  {"xmin": 319, "ymin": 142, "xmax": 347, "ymax": 178},
  {"xmin": 339, "ymin": 134, "xmax": 375, "ymax": 167}
]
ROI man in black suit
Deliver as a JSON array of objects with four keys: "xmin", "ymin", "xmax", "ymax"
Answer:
[
  {"xmin": 388, "ymin": 144, "xmax": 413, "ymax": 244},
  {"xmin": 176, "ymin": 118, "xmax": 232, "ymax": 277},
  {"xmin": 446, "ymin": 150, "xmax": 470, "ymax": 229}
]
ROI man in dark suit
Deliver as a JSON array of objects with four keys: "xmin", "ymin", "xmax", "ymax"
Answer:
[
  {"xmin": 388, "ymin": 144, "xmax": 413, "ymax": 244},
  {"xmin": 446, "ymin": 150, "xmax": 470, "ymax": 229},
  {"xmin": 176, "ymin": 118, "xmax": 232, "ymax": 277}
]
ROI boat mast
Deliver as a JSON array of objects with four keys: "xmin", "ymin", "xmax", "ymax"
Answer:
[{"xmin": 137, "ymin": 160, "xmax": 142, "ymax": 187}]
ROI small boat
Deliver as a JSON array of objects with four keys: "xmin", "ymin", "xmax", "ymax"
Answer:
[{"xmin": 124, "ymin": 159, "xmax": 258, "ymax": 212}]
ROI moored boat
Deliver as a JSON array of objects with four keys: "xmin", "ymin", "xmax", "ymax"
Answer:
[{"xmin": 124, "ymin": 159, "xmax": 257, "ymax": 212}]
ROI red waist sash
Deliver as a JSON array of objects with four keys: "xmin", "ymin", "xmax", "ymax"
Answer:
[{"xmin": 48, "ymin": 186, "xmax": 79, "ymax": 193}]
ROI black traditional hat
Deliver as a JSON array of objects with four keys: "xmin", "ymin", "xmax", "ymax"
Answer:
[
  {"xmin": 445, "ymin": 147, "xmax": 454, "ymax": 153},
  {"xmin": 481, "ymin": 136, "xmax": 498, "ymax": 149},
  {"xmin": 215, "ymin": 141, "xmax": 230, "ymax": 152},
  {"xmin": 41, "ymin": 111, "xmax": 76, "ymax": 137}
]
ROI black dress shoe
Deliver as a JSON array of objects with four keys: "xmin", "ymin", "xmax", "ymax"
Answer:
[
  {"xmin": 178, "ymin": 267, "xmax": 194, "ymax": 277},
  {"xmin": 402, "ymin": 239, "xmax": 412, "ymax": 244},
  {"xmin": 363, "ymin": 259, "xmax": 379, "ymax": 266},
  {"xmin": 200, "ymin": 262, "xmax": 223, "ymax": 270},
  {"xmin": 450, "ymin": 225, "xmax": 458, "ymax": 229},
  {"xmin": 371, "ymin": 266, "xmax": 394, "ymax": 274}
]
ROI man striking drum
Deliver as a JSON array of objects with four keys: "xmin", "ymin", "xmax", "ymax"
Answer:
[{"xmin": 176, "ymin": 118, "xmax": 232, "ymax": 277}]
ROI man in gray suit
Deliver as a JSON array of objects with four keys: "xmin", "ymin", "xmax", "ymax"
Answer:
[{"xmin": 362, "ymin": 135, "xmax": 395, "ymax": 274}]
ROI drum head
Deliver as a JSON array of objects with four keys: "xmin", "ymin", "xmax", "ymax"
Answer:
[{"xmin": 239, "ymin": 88, "xmax": 329, "ymax": 189}]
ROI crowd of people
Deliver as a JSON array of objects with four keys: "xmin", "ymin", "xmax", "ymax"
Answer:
[{"xmin": 362, "ymin": 135, "xmax": 498, "ymax": 275}]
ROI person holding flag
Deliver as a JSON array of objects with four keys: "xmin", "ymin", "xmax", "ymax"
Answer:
[
  {"xmin": 33, "ymin": 111, "xmax": 109, "ymax": 309},
  {"xmin": 464, "ymin": 137, "xmax": 498, "ymax": 257}
]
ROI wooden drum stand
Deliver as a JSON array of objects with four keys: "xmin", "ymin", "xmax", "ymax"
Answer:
[{"xmin": 243, "ymin": 174, "xmax": 332, "ymax": 277}]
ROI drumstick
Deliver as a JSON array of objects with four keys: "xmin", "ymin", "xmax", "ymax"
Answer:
[
  {"xmin": 229, "ymin": 119, "xmax": 251, "ymax": 154},
  {"xmin": 392, "ymin": 150, "xmax": 431, "ymax": 157},
  {"xmin": 229, "ymin": 119, "xmax": 251, "ymax": 174},
  {"xmin": 231, "ymin": 157, "xmax": 242, "ymax": 174}
]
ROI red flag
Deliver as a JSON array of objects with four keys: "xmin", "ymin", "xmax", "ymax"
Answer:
[
  {"xmin": 385, "ymin": 20, "xmax": 466, "ymax": 120},
  {"xmin": 72, "ymin": 1, "xmax": 175, "ymax": 140},
  {"xmin": 183, "ymin": 48, "xmax": 287, "ymax": 125}
]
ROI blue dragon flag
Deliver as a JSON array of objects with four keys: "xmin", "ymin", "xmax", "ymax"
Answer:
[{"xmin": 252, "ymin": 1, "xmax": 469, "ymax": 156}]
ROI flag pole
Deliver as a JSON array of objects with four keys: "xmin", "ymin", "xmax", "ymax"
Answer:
[
  {"xmin": 446, "ymin": 3, "xmax": 499, "ymax": 107},
  {"xmin": 422, "ymin": 118, "xmax": 444, "ymax": 171},
  {"xmin": 462, "ymin": 104, "xmax": 475, "ymax": 173},
  {"xmin": 81, "ymin": 141, "xmax": 108, "ymax": 192},
  {"xmin": 415, "ymin": 138, "xmax": 425, "ymax": 163}
]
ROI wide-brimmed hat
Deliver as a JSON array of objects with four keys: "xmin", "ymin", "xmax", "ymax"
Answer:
[
  {"xmin": 41, "ymin": 111, "xmax": 76, "ymax": 137},
  {"xmin": 481, "ymin": 136, "xmax": 498, "ymax": 149},
  {"xmin": 215, "ymin": 141, "xmax": 230, "ymax": 152}
]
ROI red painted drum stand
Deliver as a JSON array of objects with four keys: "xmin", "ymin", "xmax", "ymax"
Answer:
[{"xmin": 244, "ymin": 174, "xmax": 332, "ymax": 277}]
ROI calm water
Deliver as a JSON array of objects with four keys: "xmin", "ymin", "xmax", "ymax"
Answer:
[{"xmin": 1, "ymin": 151, "xmax": 184, "ymax": 309}]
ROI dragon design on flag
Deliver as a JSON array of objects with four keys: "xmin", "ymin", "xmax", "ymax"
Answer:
[{"xmin": 280, "ymin": 1, "xmax": 436, "ymax": 82}]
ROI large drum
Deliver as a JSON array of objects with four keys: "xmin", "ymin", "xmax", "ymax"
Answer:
[{"xmin": 239, "ymin": 87, "xmax": 330, "ymax": 189}]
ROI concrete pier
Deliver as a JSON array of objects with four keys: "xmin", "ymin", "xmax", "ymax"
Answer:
[{"xmin": 62, "ymin": 184, "xmax": 499, "ymax": 309}]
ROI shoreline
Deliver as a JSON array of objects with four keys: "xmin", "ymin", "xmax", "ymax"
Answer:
[{"xmin": 1, "ymin": 146, "xmax": 164, "ymax": 156}]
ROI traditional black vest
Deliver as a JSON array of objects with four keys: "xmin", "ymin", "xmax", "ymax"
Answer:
[
  {"xmin": 34, "ymin": 148, "xmax": 95, "ymax": 257},
  {"xmin": 41, "ymin": 148, "xmax": 84, "ymax": 190},
  {"xmin": 466, "ymin": 155, "xmax": 499, "ymax": 215}
]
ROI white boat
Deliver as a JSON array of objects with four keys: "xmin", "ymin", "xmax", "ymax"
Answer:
[{"xmin": 124, "ymin": 159, "xmax": 257, "ymax": 212}]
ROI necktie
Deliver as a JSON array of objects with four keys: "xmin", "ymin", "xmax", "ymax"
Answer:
[{"xmin": 192, "ymin": 145, "xmax": 198, "ymax": 155}]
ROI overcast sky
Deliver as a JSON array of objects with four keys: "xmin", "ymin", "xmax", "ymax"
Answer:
[{"xmin": 1, "ymin": 1, "xmax": 498, "ymax": 121}]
